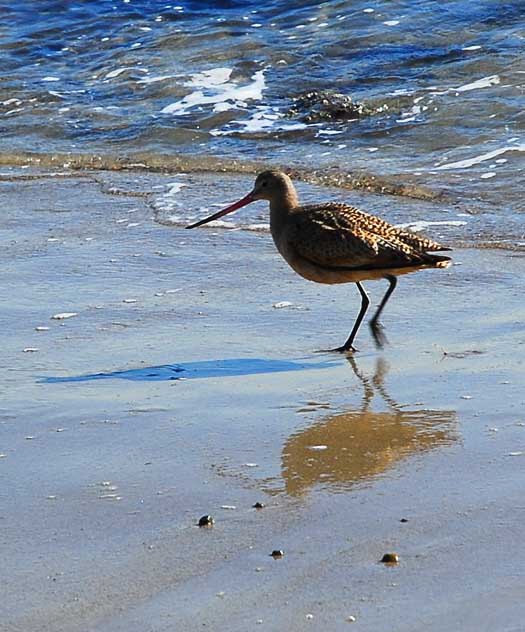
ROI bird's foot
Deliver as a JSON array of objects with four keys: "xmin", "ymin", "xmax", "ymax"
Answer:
[
  {"xmin": 317, "ymin": 344, "xmax": 358, "ymax": 354},
  {"xmin": 369, "ymin": 320, "xmax": 388, "ymax": 349}
]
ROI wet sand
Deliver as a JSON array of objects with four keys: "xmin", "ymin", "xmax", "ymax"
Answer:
[{"xmin": 2, "ymin": 172, "xmax": 525, "ymax": 631}]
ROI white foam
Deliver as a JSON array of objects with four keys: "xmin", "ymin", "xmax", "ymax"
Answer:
[
  {"xmin": 166, "ymin": 182, "xmax": 187, "ymax": 194},
  {"xmin": 383, "ymin": 20, "xmax": 400, "ymax": 26},
  {"xmin": 186, "ymin": 67, "xmax": 232, "ymax": 87},
  {"xmin": 244, "ymin": 223, "xmax": 270, "ymax": 232},
  {"xmin": 317, "ymin": 130, "xmax": 344, "ymax": 136},
  {"xmin": 456, "ymin": 74, "xmax": 500, "ymax": 92},
  {"xmin": 211, "ymin": 106, "xmax": 307, "ymax": 135},
  {"xmin": 462, "ymin": 45, "xmax": 482, "ymax": 51},
  {"xmin": 105, "ymin": 67, "xmax": 129, "ymax": 79},
  {"xmin": 138, "ymin": 74, "xmax": 175, "ymax": 84},
  {"xmin": 161, "ymin": 68, "xmax": 266, "ymax": 115},
  {"xmin": 437, "ymin": 143, "xmax": 525, "ymax": 170},
  {"xmin": 196, "ymin": 219, "xmax": 237, "ymax": 229},
  {"xmin": 42, "ymin": 76, "xmax": 60, "ymax": 82},
  {"xmin": 396, "ymin": 220, "xmax": 467, "ymax": 231}
]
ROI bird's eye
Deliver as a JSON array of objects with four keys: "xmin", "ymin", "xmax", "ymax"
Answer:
[{"xmin": 261, "ymin": 181, "xmax": 268, "ymax": 187}]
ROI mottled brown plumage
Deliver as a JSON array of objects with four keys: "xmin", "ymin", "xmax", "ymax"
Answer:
[
  {"xmin": 187, "ymin": 170, "xmax": 452, "ymax": 351},
  {"xmin": 284, "ymin": 202, "xmax": 448, "ymax": 272}
]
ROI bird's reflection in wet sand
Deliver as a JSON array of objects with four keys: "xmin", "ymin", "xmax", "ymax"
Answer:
[{"xmin": 277, "ymin": 357, "xmax": 457, "ymax": 496}]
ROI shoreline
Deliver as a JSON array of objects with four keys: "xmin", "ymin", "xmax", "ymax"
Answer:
[{"xmin": 0, "ymin": 149, "xmax": 449, "ymax": 200}]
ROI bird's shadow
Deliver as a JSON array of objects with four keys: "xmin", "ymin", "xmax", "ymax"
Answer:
[{"xmin": 40, "ymin": 357, "xmax": 339, "ymax": 384}]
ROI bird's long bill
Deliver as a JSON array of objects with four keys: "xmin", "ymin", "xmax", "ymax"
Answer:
[{"xmin": 186, "ymin": 193, "xmax": 254, "ymax": 229}]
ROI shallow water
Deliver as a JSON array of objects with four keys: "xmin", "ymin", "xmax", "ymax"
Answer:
[{"xmin": 1, "ymin": 0, "xmax": 524, "ymax": 246}]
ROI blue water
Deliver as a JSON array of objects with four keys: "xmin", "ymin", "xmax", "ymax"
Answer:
[{"xmin": 1, "ymin": 0, "xmax": 524, "ymax": 244}]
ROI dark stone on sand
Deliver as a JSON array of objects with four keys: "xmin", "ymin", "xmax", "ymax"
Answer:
[
  {"xmin": 271, "ymin": 549, "xmax": 284, "ymax": 558},
  {"xmin": 380, "ymin": 552, "xmax": 399, "ymax": 564},
  {"xmin": 400, "ymin": 518, "xmax": 409, "ymax": 523},
  {"xmin": 253, "ymin": 502, "xmax": 265, "ymax": 509},
  {"xmin": 198, "ymin": 515, "xmax": 215, "ymax": 527}
]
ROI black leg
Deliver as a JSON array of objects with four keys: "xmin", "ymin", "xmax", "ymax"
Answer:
[
  {"xmin": 369, "ymin": 275, "xmax": 397, "ymax": 349},
  {"xmin": 330, "ymin": 282, "xmax": 370, "ymax": 353}
]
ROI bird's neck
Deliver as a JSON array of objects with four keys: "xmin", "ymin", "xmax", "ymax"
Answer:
[
  {"xmin": 269, "ymin": 189, "xmax": 298, "ymax": 245},
  {"xmin": 269, "ymin": 187, "xmax": 298, "ymax": 216}
]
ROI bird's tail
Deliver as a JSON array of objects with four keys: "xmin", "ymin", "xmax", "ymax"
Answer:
[{"xmin": 425, "ymin": 253, "xmax": 452, "ymax": 268}]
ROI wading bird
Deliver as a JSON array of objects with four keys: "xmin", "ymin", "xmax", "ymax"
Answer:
[{"xmin": 187, "ymin": 170, "xmax": 451, "ymax": 352}]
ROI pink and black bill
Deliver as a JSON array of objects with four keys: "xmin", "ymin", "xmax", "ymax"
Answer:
[{"xmin": 186, "ymin": 194, "xmax": 254, "ymax": 229}]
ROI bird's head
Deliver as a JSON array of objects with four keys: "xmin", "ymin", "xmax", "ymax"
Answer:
[{"xmin": 186, "ymin": 170, "xmax": 297, "ymax": 229}]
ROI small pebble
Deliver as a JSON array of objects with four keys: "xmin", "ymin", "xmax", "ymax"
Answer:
[
  {"xmin": 380, "ymin": 552, "xmax": 399, "ymax": 564},
  {"xmin": 400, "ymin": 518, "xmax": 409, "ymax": 523},
  {"xmin": 51, "ymin": 312, "xmax": 78, "ymax": 320},
  {"xmin": 253, "ymin": 502, "xmax": 265, "ymax": 509},
  {"xmin": 198, "ymin": 514, "xmax": 214, "ymax": 527},
  {"xmin": 35, "ymin": 326, "xmax": 49, "ymax": 332},
  {"xmin": 122, "ymin": 298, "xmax": 137, "ymax": 304},
  {"xmin": 23, "ymin": 347, "xmax": 39, "ymax": 353},
  {"xmin": 271, "ymin": 549, "xmax": 284, "ymax": 558},
  {"xmin": 221, "ymin": 504, "xmax": 236, "ymax": 510},
  {"xmin": 272, "ymin": 301, "xmax": 293, "ymax": 309},
  {"xmin": 306, "ymin": 614, "xmax": 314, "ymax": 620},
  {"xmin": 347, "ymin": 615, "xmax": 357, "ymax": 623}
]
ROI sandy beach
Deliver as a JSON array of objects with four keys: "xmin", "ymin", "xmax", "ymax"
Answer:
[{"xmin": 2, "ymin": 171, "xmax": 525, "ymax": 631}]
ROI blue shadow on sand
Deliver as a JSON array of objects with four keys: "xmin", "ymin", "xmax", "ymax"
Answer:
[{"xmin": 41, "ymin": 357, "xmax": 339, "ymax": 383}]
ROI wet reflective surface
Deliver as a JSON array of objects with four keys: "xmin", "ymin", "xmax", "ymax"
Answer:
[
  {"xmin": 270, "ymin": 359, "xmax": 457, "ymax": 495},
  {"xmin": 3, "ymin": 139, "xmax": 525, "ymax": 632}
]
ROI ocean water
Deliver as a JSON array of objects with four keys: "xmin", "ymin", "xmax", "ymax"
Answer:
[{"xmin": 1, "ymin": 0, "xmax": 524, "ymax": 246}]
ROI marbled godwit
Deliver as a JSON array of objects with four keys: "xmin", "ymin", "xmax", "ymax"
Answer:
[{"xmin": 187, "ymin": 170, "xmax": 451, "ymax": 352}]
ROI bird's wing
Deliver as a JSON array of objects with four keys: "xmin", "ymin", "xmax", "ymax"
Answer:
[
  {"xmin": 347, "ymin": 206, "xmax": 450, "ymax": 252},
  {"xmin": 287, "ymin": 204, "xmax": 442, "ymax": 269}
]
